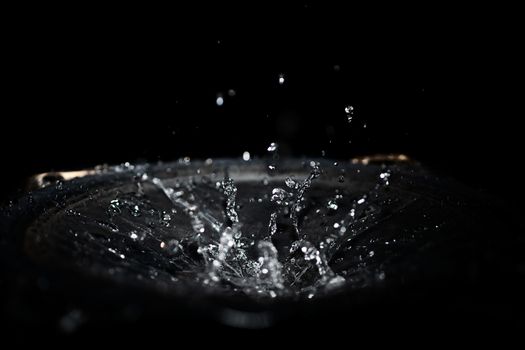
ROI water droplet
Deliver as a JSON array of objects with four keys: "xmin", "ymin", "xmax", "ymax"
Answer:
[
  {"xmin": 267, "ymin": 142, "xmax": 278, "ymax": 152},
  {"xmin": 345, "ymin": 105, "xmax": 355, "ymax": 123},
  {"xmin": 327, "ymin": 200, "xmax": 338, "ymax": 211},
  {"xmin": 285, "ymin": 177, "xmax": 297, "ymax": 189},
  {"xmin": 216, "ymin": 94, "xmax": 224, "ymax": 106},
  {"xmin": 278, "ymin": 73, "xmax": 285, "ymax": 85}
]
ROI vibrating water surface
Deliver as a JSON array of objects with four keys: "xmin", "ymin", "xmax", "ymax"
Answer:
[{"xmin": 21, "ymin": 156, "xmax": 460, "ymax": 303}]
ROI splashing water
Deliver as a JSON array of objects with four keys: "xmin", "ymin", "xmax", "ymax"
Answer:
[
  {"xmin": 148, "ymin": 160, "xmax": 352, "ymax": 298},
  {"xmin": 25, "ymin": 158, "xmax": 407, "ymax": 301},
  {"xmin": 278, "ymin": 74, "xmax": 285, "ymax": 85}
]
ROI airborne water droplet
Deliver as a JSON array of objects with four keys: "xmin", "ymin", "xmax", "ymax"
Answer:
[
  {"xmin": 267, "ymin": 142, "xmax": 278, "ymax": 152},
  {"xmin": 345, "ymin": 105, "xmax": 355, "ymax": 123},
  {"xmin": 278, "ymin": 74, "xmax": 285, "ymax": 85}
]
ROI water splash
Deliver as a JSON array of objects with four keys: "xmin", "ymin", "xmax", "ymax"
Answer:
[
  {"xmin": 287, "ymin": 162, "xmax": 321, "ymax": 237},
  {"xmin": 220, "ymin": 177, "xmax": 239, "ymax": 225},
  {"xmin": 267, "ymin": 142, "xmax": 278, "ymax": 152},
  {"xmin": 35, "ymin": 159, "xmax": 401, "ymax": 300}
]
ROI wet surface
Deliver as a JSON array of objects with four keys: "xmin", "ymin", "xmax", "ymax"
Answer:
[{"xmin": 1, "ymin": 158, "xmax": 524, "ymax": 335}]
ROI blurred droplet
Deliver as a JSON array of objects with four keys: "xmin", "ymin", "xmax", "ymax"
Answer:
[
  {"xmin": 278, "ymin": 73, "xmax": 285, "ymax": 85},
  {"xmin": 216, "ymin": 95, "xmax": 224, "ymax": 106}
]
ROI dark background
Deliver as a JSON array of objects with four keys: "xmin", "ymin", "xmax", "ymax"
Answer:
[{"xmin": 1, "ymin": 4, "xmax": 520, "ymax": 205}]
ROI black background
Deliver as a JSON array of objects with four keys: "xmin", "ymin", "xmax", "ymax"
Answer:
[
  {"xmin": 1, "ymin": 4, "xmax": 520, "ymax": 206},
  {"xmin": 1, "ymin": 3, "xmax": 523, "ymax": 340}
]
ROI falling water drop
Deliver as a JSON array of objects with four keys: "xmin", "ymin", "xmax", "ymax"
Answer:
[
  {"xmin": 278, "ymin": 74, "xmax": 285, "ymax": 85},
  {"xmin": 216, "ymin": 94, "xmax": 224, "ymax": 106},
  {"xmin": 267, "ymin": 142, "xmax": 278, "ymax": 152},
  {"xmin": 345, "ymin": 105, "xmax": 355, "ymax": 123}
]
